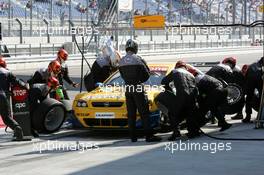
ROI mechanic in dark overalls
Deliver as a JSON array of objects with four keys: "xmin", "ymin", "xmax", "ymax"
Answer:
[
  {"xmin": 242, "ymin": 57, "xmax": 264, "ymax": 123},
  {"xmin": 0, "ymin": 56, "xmax": 29, "ymax": 140},
  {"xmin": 56, "ymin": 48, "xmax": 79, "ymax": 99},
  {"xmin": 119, "ymin": 39, "xmax": 162, "ymax": 142},
  {"xmin": 220, "ymin": 57, "xmax": 245, "ymax": 120},
  {"xmin": 206, "ymin": 59, "xmax": 234, "ymax": 83},
  {"xmin": 206, "ymin": 59, "xmax": 234, "ymax": 124},
  {"xmin": 192, "ymin": 71, "xmax": 232, "ymax": 131},
  {"xmin": 158, "ymin": 61, "xmax": 200, "ymax": 140}
]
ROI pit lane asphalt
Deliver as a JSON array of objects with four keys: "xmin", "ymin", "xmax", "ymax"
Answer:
[{"xmin": 0, "ymin": 49, "xmax": 263, "ymax": 175}]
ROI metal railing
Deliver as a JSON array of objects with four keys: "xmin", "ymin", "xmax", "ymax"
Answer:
[
  {"xmin": 1, "ymin": 43, "xmax": 63, "ymax": 57},
  {"xmin": 1, "ymin": 39, "xmax": 256, "ymax": 58},
  {"xmin": 5, "ymin": 46, "xmax": 263, "ymax": 68}
]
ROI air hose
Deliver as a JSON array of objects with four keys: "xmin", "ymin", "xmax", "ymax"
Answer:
[{"xmin": 199, "ymin": 128, "xmax": 264, "ymax": 141}]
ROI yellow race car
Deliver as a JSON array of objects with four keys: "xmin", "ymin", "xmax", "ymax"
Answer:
[
  {"xmin": 73, "ymin": 64, "xmax": 175, "ymax": 129},
  {"xmin": 73, "ymin": 61, "xmax": 243, "ymax": 130}
]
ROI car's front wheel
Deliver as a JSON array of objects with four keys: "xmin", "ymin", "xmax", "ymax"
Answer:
[{"xmin": 32, "ymin": 98, "xmax": 66, "ymax": 133}]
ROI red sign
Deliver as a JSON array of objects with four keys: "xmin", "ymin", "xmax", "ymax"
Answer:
[{"xmin": 12, "ymin": 86, "xmax": 28, "ymax": 102}]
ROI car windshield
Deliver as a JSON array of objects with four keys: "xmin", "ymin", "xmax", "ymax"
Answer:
[{"xmin": 105, "ymin": 71, "xmax": 166, "ymax": 86}]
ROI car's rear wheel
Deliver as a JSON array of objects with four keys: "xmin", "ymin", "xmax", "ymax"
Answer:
[
  {"xmin": 32, "ymin": 98, "xmax": 66, "ymax": 133},
  {"xmin": 220, "ymin": 83, "xmax": 245, "ymax": 114}
]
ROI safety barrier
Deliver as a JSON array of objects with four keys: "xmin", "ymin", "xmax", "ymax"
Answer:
[{"xmin": 1, "ymin": 39, "xmax": 255, "ymax": 57}]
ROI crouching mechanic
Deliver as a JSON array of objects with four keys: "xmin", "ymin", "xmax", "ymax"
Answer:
[
  {"xmin": 27, "ymin": 60, "xmax": 61, "ymax": 136},
  {"xmin": 119, "ymin": 39, "xmax": 162, "ymax": 142},
  {"xmin": 0, "ymin": 56, "xmax": 30, "ymax": 140},
  {"xmin": 242, "ymin": 57, "xmax": 264, "ymax": 123},
  {"xmin": 220, "ymin": 57, "xmax": 245, "ymax": 120},
  {"xmin": 191, "ymin": 70, "xmax": 232, "ymax": 131},
  {"xmin": 206, "ymin": 58, "xmax": 234, "ymax": 123},
  {"xmin": 206, "ymin": 58, "xmax": 234, "ymax": 84},
  {"xmin": 156, "ymin": 61, "xmax": 200, "ymax": 140},
  {"xmin": 56, "ymin": 48, "xmax": 79, "ymax": 99},
  {"xmin": 84, "ymin": 37, "xmax": 121, "ymax": 92}
]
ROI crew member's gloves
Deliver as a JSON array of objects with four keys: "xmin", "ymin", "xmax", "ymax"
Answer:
[
  {"xmin": 72, "ymin": 82, "xmax": 79, "ymax": 88},
  {"xmin": 25, "ymin": 83, "xmax": 30, "ymax": 91}
]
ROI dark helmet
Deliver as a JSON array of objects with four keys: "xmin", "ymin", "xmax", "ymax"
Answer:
[
  {"xmin": 222, "ymin": 57, "xmax": 237, "ymax": 69},
  {"xmin": 125, "ymin": 39, "xmax": 138, "ymax": 54},
  {"xmin": 175, "ymin": 60, "xmax": 187, "ymax": 69}
]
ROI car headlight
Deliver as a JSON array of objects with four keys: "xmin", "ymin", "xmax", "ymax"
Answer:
[{"xmin": 77, "ymin": 100, "xmax": 88, "ymax": 107}]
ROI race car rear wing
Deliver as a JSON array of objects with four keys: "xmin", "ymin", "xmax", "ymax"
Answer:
[
  {"xmin": 187, "ymin": 61, "xmax": 220, "ymax": 67},
  {"xmin": 187, "ymin": 61, "xmax": 220, "ymax": 74}
]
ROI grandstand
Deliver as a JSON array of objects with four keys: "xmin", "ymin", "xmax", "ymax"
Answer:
[
  {"xmin": 0, "ymin": 0, "xmax": 262, "ymax": 23},
  {"xmin": 0, "ymin": 0, "xmax": 263, "ymax": 42},
  {"xmin": 0, "ymin": 0, "xmax": 262, "ymax": 57},
  {"xmin": 0, "ymin": 0, "xmax": 94, "ymax": 19}
]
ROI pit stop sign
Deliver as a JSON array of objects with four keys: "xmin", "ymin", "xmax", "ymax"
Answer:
[
  {"xmin": 12, "ymin": 86, "xmax": 28, "ymax": 102},
  {"xmin": 11, "ymin": 85, "xmax": 32, "ymax": 138}
]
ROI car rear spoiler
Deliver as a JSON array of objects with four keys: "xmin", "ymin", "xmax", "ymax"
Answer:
[{"xmin": 187, "ymin": 61, "xmax": 220, "ymax": 67}]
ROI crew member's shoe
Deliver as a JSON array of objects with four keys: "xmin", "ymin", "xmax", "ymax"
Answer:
[
  {"xmin": 168, "ymin": 130, "xmax": 181, "ymax": 141},
  {"xmin": 219, "ymin": 122, "xmax": 232, "ymax": 132},
  {"xmin": 231, "ymin": 113, "xmax": 244, "ymax": 120},
  {"xmin": 31, "ymin": 129, "xmax": 39, "ymax": 138},
  {"xmin": 242, "ymin": 115, "xmax": 251, "ymax": 123},
  {"xmin": 186, "ymin": 131, "xmax": 201, "ymax": 139},
  {"xmin": 146, "ymin": 135, "xmax": 162, "ymax": 142},
  {"xmin": 130, "ymin": 137, "xmax": 137, "ymax": 142},
  {"xmin": 13, "ymin": 126, "xmax": 24, "ymax": 141},
  {"xmin": 210, "ymin": 117, "xmax": 217, "ymax": 124},
  {"xmin": 179, "ymin": 122, "xmax": 187, "ymax": 130}
]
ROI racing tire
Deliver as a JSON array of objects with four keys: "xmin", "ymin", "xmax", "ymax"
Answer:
[
  {"xmin": 32, "ymin": 98, "xmax": 66, "ymax": 134},
  {"xmin": 220, "ymin": 83, "xmax": 245, "ymax": 115}
]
